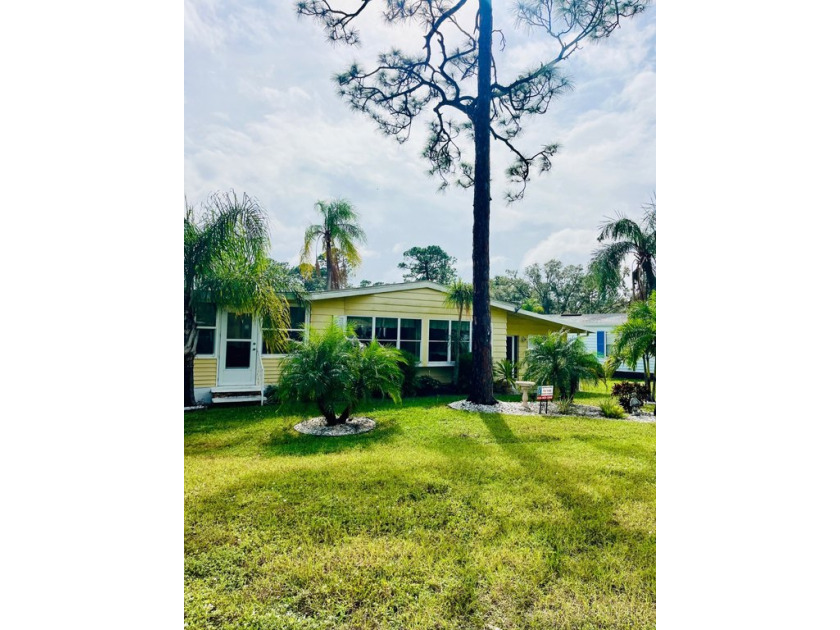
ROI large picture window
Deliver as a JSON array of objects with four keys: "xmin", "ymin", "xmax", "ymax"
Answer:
[
  {"xmin": 348, "ymin": 315, "xmax": 422, "ymax": 359},
  {"xmin": 195, "ymin": 303, "xmax": 217, "ymax": 356},
  {"xmin": 262, "ymin": 306, "xmax": 306, "ymax": 355},
  {"xmin": 428, "ymin": 320, "xmax": 471, "ymax": 363}
]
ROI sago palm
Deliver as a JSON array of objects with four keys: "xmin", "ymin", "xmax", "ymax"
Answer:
[
  {"xmin": 184, "ymin": 191, "xmax": 291, "ymax": 407},
  {"xmin": 590, "ymin": 198, "xmax": 656, "ymax": 302},
  {"xmin": 300, "ymin": 199, "xmax": 367, "ymax": 290}
]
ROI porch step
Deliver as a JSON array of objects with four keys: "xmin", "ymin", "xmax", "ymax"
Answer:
[{"xmin": 211, "ymin": 386, "xmax": 264, "ymax": 405}]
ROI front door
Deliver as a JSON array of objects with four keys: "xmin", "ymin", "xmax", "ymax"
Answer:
[{"xmin": 218, "ymin": 311, "xmax": 257, "ymax": 386}]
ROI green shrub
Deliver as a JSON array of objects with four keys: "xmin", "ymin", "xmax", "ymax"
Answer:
[
  {"xmin": 555, "ymin": 397, "xmax": 575, "ymax": 414},
  {"xmin": 598, "ymin": 397, "xmax": 625, "ymax": 419},
  {"xmin": 262, "ymin": 384, "xmax": 280, "ymax": 404},
  {"xmin": 416, "ymin": 375, "xmax": 445, "ymax": 396},
  {"xmin": 493, "ymin": 359, "xmax": 518, "ymax": 393},
  {"xmin": 398, "ymin": 350, "xmax": 418, "ymax": 397},
  {"xmin": 612, "ymin": 381, "xmax": 649, "ymax": 413},
  {"xmin": 277, "ymin": 321, "xmax": 405, "ymax": 425}
]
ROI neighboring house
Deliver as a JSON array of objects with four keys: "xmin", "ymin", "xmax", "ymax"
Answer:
[
  {"xmin": 191, "ymin": 281, "xmax": 588, "ymax": 404},
  {"xmin": 545, "ymin": 313, "xmax": 656, "ymax": 378}
]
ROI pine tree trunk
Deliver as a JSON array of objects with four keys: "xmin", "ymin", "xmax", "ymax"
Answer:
[{"xmin": 467, "ymin": 0, "xmax": 497, "ymax": 405}]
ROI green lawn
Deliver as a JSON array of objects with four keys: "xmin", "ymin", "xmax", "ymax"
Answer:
[{"xmin": 185, "ymin": 396, "xmax": 656, "ymax": 629}]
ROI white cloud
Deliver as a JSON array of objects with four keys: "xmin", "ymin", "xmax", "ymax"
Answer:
[
  {"xmin": 185, "ymin": 1, "xmax": 655, "ymax": 284},
  {"xmin": 520, "ymin": 228, "xmax": 600, "ymax": 268}
]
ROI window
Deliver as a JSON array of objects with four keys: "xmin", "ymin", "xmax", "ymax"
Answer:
[
  {"xmin": 195, "ymin": 303, "xmax": 217, "ymax": 356},
  {"xmin": 428, "ymin": 319, "xmax": 471, "ymax": 363},
  {"xmin": 348, "ymin": 316, "xmax": 373, "ymax": 343},
  {"xmin": 347, "ymin": 315, "xmax": 422, "ymax": 359},
  {"xmin": 262, "ymin": 306, "xmax": 306, "ymax": 355}
]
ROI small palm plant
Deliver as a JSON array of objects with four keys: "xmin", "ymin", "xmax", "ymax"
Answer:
[
  {"xmin": 605, "ymin": 291, "xmax": 656, "ymax": 399},
  {"xmin": 277, "ymin": 320, "xmax": 405, "ymax": 425},
  {"xmin": 444, "ymin": 279, "xmax": 473, "ymax": 386},
  {"xmin": 493, "ymin": 359, "xmax": 519, "ymax": 393},
  {"xmin": 523, "ymin": 334, "xmax": 606, "ymax": 404}
]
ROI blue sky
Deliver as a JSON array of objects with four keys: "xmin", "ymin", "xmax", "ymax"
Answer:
[{"xmin": 185, "ymin": 0, "xmax": 656, "ymax": 283}]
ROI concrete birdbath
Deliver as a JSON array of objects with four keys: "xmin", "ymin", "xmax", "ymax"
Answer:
[{"xmin": 514, "ymin": 380, "xmax": 536, "ymax": 408}]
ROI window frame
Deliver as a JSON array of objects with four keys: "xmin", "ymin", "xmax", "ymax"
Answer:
[
  {"xmin": 195, "ymin": 303, "xmax": 218, "ymax": 358},
  {"xmin": 347, "ymin": 314, "xmax": 422, "ymax": 360},
  {"xmin": 261, "ymin": 305, "xmax": 308, "ymax": 357},
  {"xmin": 427, "ymin": 319, "xmax": 472, "ymax": 366}
]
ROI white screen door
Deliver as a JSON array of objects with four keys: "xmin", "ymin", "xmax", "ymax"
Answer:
[{"xmin": 218, "ymin": 311, "xmax": 257, "ymax": 385}]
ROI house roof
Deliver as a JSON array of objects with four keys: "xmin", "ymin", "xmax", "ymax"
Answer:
[
  {"xmin": 305, "ymin": 281, "xmax": 590, "ymax": 333},
  {"xmin": 542, "ymin": 312, "xmax": 627, "ymax": 331}
]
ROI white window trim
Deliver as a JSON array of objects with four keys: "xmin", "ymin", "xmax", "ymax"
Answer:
[
  {"xmin": 427, "ymin": 319, "xmax": 472, "ymax": 366},
  {"xmin": 261, "ymin": 305, "xmax": 309, "ymax": 357},
  {"xmin": 195, "ymin": 306, "xmax": 219, "ymax": 358},
  {"xmin": 347, "ymin": 315, "xmax": 422, "ymax": 358}
]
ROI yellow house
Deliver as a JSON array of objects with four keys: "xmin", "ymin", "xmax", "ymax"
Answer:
[{"xmin": 191, "ymin": 281, "xmax": 587, "ymax": 404}]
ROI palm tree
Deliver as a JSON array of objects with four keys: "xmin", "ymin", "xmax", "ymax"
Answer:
[
  {"xmin": 590, "ymin": 198, "xmax": 656, "ymax": 302},
  {"xmin": 300, "ymin": 199, "xmax": 367, "ymax": 291},
  {"xmin": 524, "ymin": 334, "xmax": 605, "ymax": 403},
  {"xmin": 444, "ymin": 279, "xmax": 473, "ymax": 389},
  {"xmin": 277, "ymin": 320, "xmax": 405, "ymax": 425},
  {"xmin": 184, "ymin": 191, "xmax": 291, "ymax": 407},
  {"xmin": 606, "ymin": 291, "xmax": 656, "ymax": 399}
]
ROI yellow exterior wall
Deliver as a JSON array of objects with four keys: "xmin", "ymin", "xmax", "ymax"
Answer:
[
  {"xmin": 490, "ymin": 307, "xmax": 508, "ymax": 366},
  {"xmin": 506, "ymin": 314, "xmax": 566, "ymax": 339},
  {"xmin": 261, "ymin": 357, "xmax": 283, "ymax": 386},
  {"xmin": 192, "ymin": 295, "xmax": 571, "ymax": 391},
  {"xmin": 309, "ymin": 288, "xmax": 512, "ymax": 372},
  {"xmin": 193, "ymin": 358, "xmax": 217, "ymax": 387}
]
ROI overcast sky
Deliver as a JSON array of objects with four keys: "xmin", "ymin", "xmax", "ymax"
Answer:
[{"xmin": 185, "ymin": 0, "xmax": 656, "ymax": 284}]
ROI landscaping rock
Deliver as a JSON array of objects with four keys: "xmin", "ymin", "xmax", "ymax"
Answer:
[
  {"xmin": 447, "ymin": 400, "xmax": 655, "ymax": 423},
  {"xmin": 293, "ymin": 416, "xmax": 377, "ymax": 436}
]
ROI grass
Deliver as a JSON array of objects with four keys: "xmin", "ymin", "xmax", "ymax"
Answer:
[{"xmin": 185, "ymin": 396, "xmax": 656, "ymax": 629}]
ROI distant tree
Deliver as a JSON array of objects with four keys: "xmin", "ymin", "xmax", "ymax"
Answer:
[
  {"xmin": 443, "ymin": 279, "xmax": 473, "ymax": 386},
  {"xmin": 184, "ymin": 191, "xmax": 291, "ymax": 407},
  {"xmin": 519, "ymin": 297, "xmax": 544, "ymax": 313},
  {"xmin": 301, "ymin": 198, "xmax": 367, "ymax": 290},
  {"xmin": 293, "ymin": 251, "xmax": 358, "ymax": 292},
  {"xmin": 606, "ymin": 290, "xmax": 656, "ymax": 399},
  {"xmin": 359, "ymin": 279, "xmax": 385, "ymax": 287},
  {"xmin": 491, "ymin": 260, "xmax": 625, "ymax": 314},
  {"xmin": 490, "ymin": 271, "xmax": 532, "ymax": 305},
  {"xmin": 590, "ymin": 198, "xmax": 656, "ymax": 302},
  {"xmin": 524, "ymin": 334, "xmax": 605, "ymax": 403},
  {"xmin": 398, "ymin": 245, "xmax": 457, "ymax": 284},
  {"xmin": 299, "ymin": 0, "xmax": 647, "ymax": 405},
  {"xmin": 292, "ymin": 258, "xmax": 327, "ymax": 292}
]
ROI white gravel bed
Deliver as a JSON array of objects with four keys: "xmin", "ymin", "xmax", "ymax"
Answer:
[
  {"xmin": 448, "ymin": 399, "xmax": 655, "ymax": 423},
  {"xmin": 293, "ymin": 416, "xmax": 377, "ymax": 436}
]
